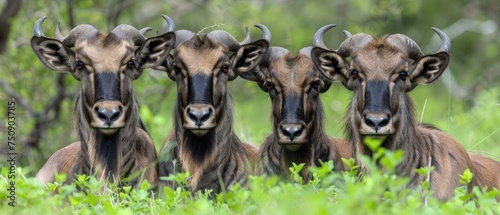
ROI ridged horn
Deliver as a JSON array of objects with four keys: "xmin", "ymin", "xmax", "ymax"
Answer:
[
  {"xmin": 111, "ymin": 24, "xmax": 146, "ymax": 46},
  {"xmin": 386, "ymin": 33, "xmax": 424, "ymax": 60},
  {"xmin": 335, "ymin": 32, "xmax": 373, "ymax": 58},
  {"xmin": 55, "ymin": 23, "xmax": 99, "ymax": 47}
]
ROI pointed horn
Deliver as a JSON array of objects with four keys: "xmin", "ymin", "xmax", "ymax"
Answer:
[
  {"xmin": 254, "ymin": 24, "xmax": 271, "ymax": 44},
  {"xmin": 240, "ymin": 27, "xmax": 251, "ymax": 44},
  {"xmin": 54, "ymin": 22, "xmax": 64, "ymax": 41},
  {"xmin": 111, "ymin": 24, "xmax": 145, "ymax": 46},
  {"xmin": 34, "ymin": 16, "xmax": 47, "ymax": 37},
  {"xmin": 313, "ymin": 24, "xmax": 336, "ymax": 49},
  {"xmin": 139, "ymin": 27, "xmax": 152, "ymax": 36},
  {"xmin": 431, "ymin": 27, "xmax": 451, "ymax": 53},
  {"xmin": 343, "ymin": 30, "xmax": 352, "ymax": 38},
  {"xmin": 161, "ymin": 15, "xmax": 175, "ymax": 32}
]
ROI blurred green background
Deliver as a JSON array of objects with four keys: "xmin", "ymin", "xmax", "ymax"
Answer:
[{"xmin": 0, "ymin": 0, "xmax": 498, "ymax": 175}]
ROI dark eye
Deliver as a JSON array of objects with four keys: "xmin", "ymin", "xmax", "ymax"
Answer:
[
  {"xmin": 265, "ymin": 81, "xmax": 275, "ymax": 91},
  {"xmin": 127, "ymin": 60, "xmax": 136, "ymax": 69},
  {"xmin": 399, "ymin": 71, "xmax": 408, "ymax": 79},
  {"xmin": 312, "ymin": 80, "xmax": 321, "ymax": 89},
  {"xmin": 75, "ymin": 61, "xmax": 84, "ymax": 70},
  {"xmin": 221, "ymin": 64, "xmax": 230, "ymax": 73},
  {"xmin": 350, "ymin": 69, "xmax": 358, "ymax": 79}
]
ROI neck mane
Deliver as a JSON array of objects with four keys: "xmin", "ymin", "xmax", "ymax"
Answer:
[
  {"xmin": 346, "ymin": 94, "xmax": 429, "ymax": 179},
  {"xmin": 74, "ymin": 90, "xmax": 143, "ymax": 182}
]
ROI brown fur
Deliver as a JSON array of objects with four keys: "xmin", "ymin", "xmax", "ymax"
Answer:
[
  {"xmin": 312, "ymin": 33, "xmax": 499, "ymax": 201},
  {"xmin": 241, "ymin": 47, "xmax": 352, "ymax": 181},
  {"xmin": 468, "ymin": 153, "xmax": 500, "ymax": 191},
  {"xmin": 31, "ymin": 21, "xmax": 173, "ymax": 187},
  {"xmin": 158, "ymin": 31, "xmax": 267, "ymax": 194}
]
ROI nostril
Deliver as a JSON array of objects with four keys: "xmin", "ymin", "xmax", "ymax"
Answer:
[
  {"xmin": 281, "ymin": 125, "xmax": 304, "ymax": 140},
  {"xmin": 281, "ymin": 125, "xmax": 291, "ymax": 137},
  {"xmin": 364, "ymin": 114, "xmax": 390, "ymax": 128},
  {"xmin": 110, "ymin": 108, "xmax": 121, "ymax": 121},
  {"xmin": 364, "ymin": 115, "xmax": 376, "ymax": 127},
  {"xmin": 187, "ymin": 108, "xmax": 198, "ymax": 121},
  {"xmin": 187, "ymin": 107, "xmax": 212, "ymax": 125},
  {"xmin": 95, "ymin": 107, "xmax": 107, "ymax": 120},
  {"xmin": 200, "ymin": 108, "xmax": 212, "ymax": 123},
  {"xmin": 95, "ymin": 106, "xmax": 121, "ymax": 122},
  {"xmin": 379, "ymin": 115, "xmax": 390, "ymax": 127}
]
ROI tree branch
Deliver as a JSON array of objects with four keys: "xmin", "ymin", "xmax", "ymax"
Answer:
[{"xmin": 0, "ymin": 0, "xmax": 22, "ymax": 53}]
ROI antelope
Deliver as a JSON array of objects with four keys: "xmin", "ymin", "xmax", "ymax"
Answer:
[
  {"xmin": 156, "ymin": 16, "xmax": 268, "ymax": 194},
  {"xmin": 238, "ymin": 25, "xmax": 351, "ymax": 181},
  {"xmin": 31, "ymin": 16, "xmax": 175, "ymax": 187},
  {"xmin": 311, "ymin": 25, "xmax": 499, "ymax": 200}
]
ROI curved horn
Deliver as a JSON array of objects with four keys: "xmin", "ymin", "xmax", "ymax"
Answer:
[
  {"xmin": 343, "ymin": 30, "xmax": 352, "ymax": 38},
  {"xmin": 54, "ymin": 22, "xmax": 64, "ymax": 40},
  {"xmin": 312, "ymin": 24, "xmax": 336, "ymax": 49},
  {"xmin": 139, "ymin": 27, "xmax": 152, "ymax": 36},
  {"xmin": 335, "ymin": 32, "xmax": 373, "ymax": 58},
  {"xmin": 431, "ymin": 27, "xmax": 451, "ymax": 53},
  {"xmin": 111, "ymin": 24, "xmax": 146, "ymax": 46},
  {"xmin": 206, "ymin": 30, "xmax": 241, "ymax": 51},
  {"xmin": 34, "ymin": 16, "xmax": 47, "ymax": 37},
  {"xmin": 56, "ymin": 24, "xmax": 99, "ymax": 47},
  {"xmin": 254, "ymin": 24, "xmax": 271, "ymax": 44},
  {"xmin": 161, "ymin": 15, "xmax": 175, "ymax": 32},
  {"xmin": 241, "ymin": 27, "xmax": 251, "ymax": 45}
]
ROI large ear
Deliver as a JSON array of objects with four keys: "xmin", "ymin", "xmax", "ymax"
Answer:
[
  {"xmin": 135, "ymin": 32, "xmax": 175, "ymax": 79},
  {"xmin": 229, "ymin": 39, "xmax": 269, "ymax": 81},
  {"xmin": 311, "ymin": 47, "xmax": 349, "ymax": 86},
  {"xmin": 31, "ymin": 37, "xmax": 75, "ymax": 72},
  {"xmin": 408, "ymin": 52, "xmax": 449, "ymax": 90}
]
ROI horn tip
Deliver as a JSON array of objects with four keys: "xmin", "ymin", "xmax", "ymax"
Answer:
[
  {"xmin": 254, "ymin": 24, "xmax": 271, "ymax": 43},
  {"xmin": 313, "ymin": 24, "xmax": 336, "ymax": 48},
  {"xmin": 431, "ymin": 27, "xmax": 451, "ymax": 53},
  {"xmin": 139, "ymin": 27, "xmax": 153, "ymax": 36},
  {"xmin": 161, "ymin": 14, "xmax": 175, "ymax": 32},
  {"xmin": 342, "ymin": 30, "xmax": 352, "ymax": 38},
  {"xmin": 34, "ymin": 16, "xmax": 48, "ymax": 37}
]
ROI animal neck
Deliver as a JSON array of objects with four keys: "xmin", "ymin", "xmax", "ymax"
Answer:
[
  {"xmin": 274, "ymin": 99, "xmax": 326, "ymax": 179},
  {"xmin": 75, "ymin": 91, "xmax": 141, "ymax": 182},
  {"xmin": 346, "ymin": 94, "xmax": 427, "ymax": 175},
  {"xmin": 174, "ymin": 89, "xmax": 236, "ymax": 166}
]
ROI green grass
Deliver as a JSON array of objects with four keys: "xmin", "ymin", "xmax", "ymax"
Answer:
[{"xmin": 2, "ymin": 148, "xmax": 499, "ymax": 214}]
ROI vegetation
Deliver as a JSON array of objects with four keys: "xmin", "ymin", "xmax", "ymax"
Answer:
[{"xmin": 1, "ymin": 0, "xmax": 498, "ymax": 214}]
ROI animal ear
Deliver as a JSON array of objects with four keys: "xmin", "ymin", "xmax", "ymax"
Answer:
[
  {"xmin": 229, "ymin": 39, "xmax": 269, "ymax": 81},
  {"xmin": 135, "ymin": 32, "xmax": 175, "ymax": 79},
  {"xmin": 31, "ymin": 37, "xmax": 75, "ymax": 72},
  {"xmin": 409, "ymin": 52, "xmax": 449, "ymax": 89},
  {"xmin": 311, "ymin": 47, "xmax": 349, "ymax": 84}
]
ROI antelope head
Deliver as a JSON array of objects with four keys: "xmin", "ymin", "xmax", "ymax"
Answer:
[
  {"xmin": 311, "ymin": 25, "xmax": 450, "ymax": 140},
  {"xmin": 31, "ymin": 16, "xmax": 175, "ymax": 135}
]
